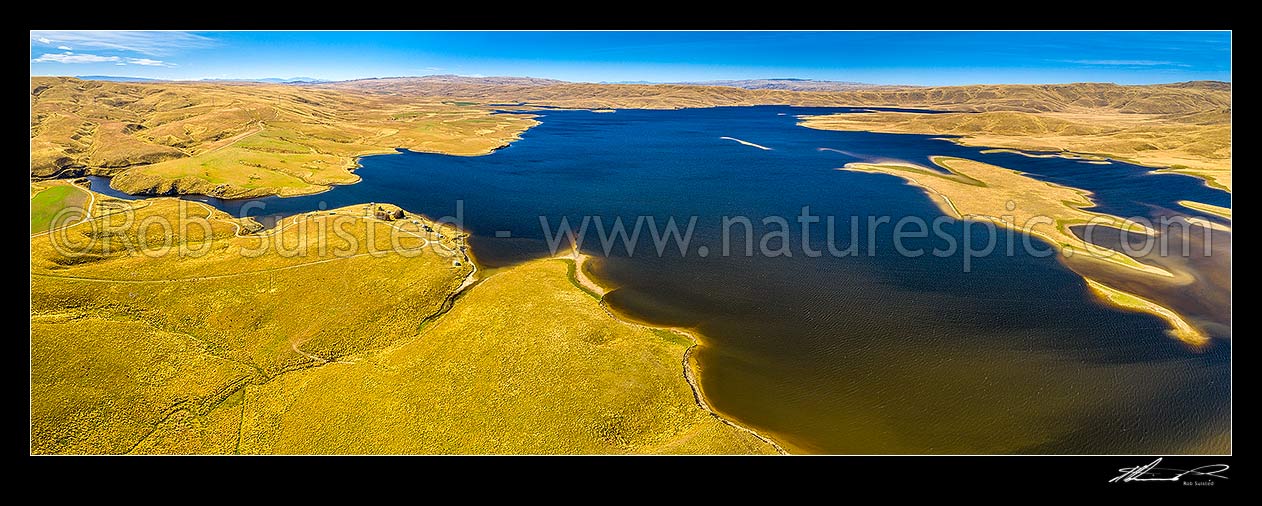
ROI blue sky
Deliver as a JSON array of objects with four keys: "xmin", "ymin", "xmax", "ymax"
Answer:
[{"xmin": 29, "ymin": 31, "xmax": 1231, "ymax": 85}]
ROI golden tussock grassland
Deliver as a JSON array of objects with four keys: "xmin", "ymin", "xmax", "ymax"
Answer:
[
  {"xmin": 33, "ymin": 76, "xmax": 1229, "ymax": 197},
  {"xmin": 30, "ymin": 186, "xmax": 772, "ymax": 454},
  {"xmin": 30, "ymin": 77, "xmax": 1228, "ymax": 454},
  {"xmin": 31, "ymin": 77, "xmax": 538, "ymax": 198},
  {"xmin": 1178, "ymin": 199, "xmax": 1232, "ymax": 220},
  {"xmin": 800, "ymin": 107, "xmax": 1231, "ymax": 192},
  {"xmin": 240, "ymin": 258, "xmax": 774, "ymax": 454},
  {"xmin": 323, "ymin": 77, "xmax": 1229, "ymax": 114}
]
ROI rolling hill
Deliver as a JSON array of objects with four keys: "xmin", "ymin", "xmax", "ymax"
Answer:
[
  {"xmin": 31, "ymin": 77, "xmax": 537, "ymax": 198},
  {"xmin": 30, "ymin": 185, "xmax": 774, "ymax": 454},
  {"xmin": 32, "ymin": 76, "xmax": 1230, "ymax": 197}
]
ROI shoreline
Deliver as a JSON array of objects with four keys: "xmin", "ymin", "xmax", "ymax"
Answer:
[
  {"xmin": 62, "ymin": 114, "xmax": 542, "ymax": 202},
  {"xmin": 681, "ymin": 344, "xmax": 790, "ymax": 455},
  {"xmin": 845, "ymin": 156, "xmax": 1179, "ymax": 279},
  {"xmin": 841, "ymin": 157, "xmax": 1210, "ymax": 347},
  {"xmin": 1084, "ymin": 279, "xmax": 1209, "ymax": 348},
  {"xmin": 1178, "ymin": 199, "xmax": 1232, "ymax": 221},
  {"xmin": 556, "ymin": 247, "xmax": 791, "ymax": 455},
  {"xmin": 798, "ymin": 113, "xmax": 1232, "ymax": 194}
]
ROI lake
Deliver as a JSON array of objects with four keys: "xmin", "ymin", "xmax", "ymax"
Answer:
[{"xmin": 87, "ymin": 106, "xmax": 1231, "ymax": 453}]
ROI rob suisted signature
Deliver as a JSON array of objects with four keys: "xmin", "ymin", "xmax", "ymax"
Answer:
[{"xmin": 1110, "ymin": 458, "xmax": 1229, "ymax": 483}]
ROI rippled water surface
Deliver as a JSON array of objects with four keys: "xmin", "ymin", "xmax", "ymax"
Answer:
[{"xmin": 89, "ymin": 106, "xmax": 1231, "ymax": 453}]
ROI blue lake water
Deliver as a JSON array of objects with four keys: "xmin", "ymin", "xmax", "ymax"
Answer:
[{"xmin": 88, "ymin": 106, "xmax": 1231, "ymax": 453}]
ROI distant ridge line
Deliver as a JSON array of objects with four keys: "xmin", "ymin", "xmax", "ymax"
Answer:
[{"xmin": 64, "ymin": 74, "xmax": 1229, "ymax": 91}]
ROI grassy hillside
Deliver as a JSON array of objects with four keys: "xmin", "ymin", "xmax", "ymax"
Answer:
[
  {"xmin": 324, "ymin": 77, "xmax": 1230, "ymax": 114},
  {"xmin": 31, "ymin": 77, "xmax": 538, "ymax": 198},
  {"xmin": 824, "ymin": 81, "xmax": 1231, "ymax": 114},
  {"xmin": 30, "ymin": 185, "xmax": 774, "ymax": 454},
  {"xmin": 801, "ymin": 109, "xmax": 1232, "ymax": 192},
  {"xmin": 240, "ymin": 259, "xmax": 775, "ymax": 454},
  {"xmin": 320, "ymin": 78, "xmax": 1229, "ymax": 190},
  {"xmin": 33, "ymin": 77, "xmax": 1228, "ymax": 196},
  {"xmin": 31, "ymin": 192, "xmax": 472, "ymax": 453}
]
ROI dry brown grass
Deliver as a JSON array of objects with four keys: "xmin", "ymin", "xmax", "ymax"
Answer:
[
  {"xmin": 820, "ymin": 81, "xmax": 1231, "ymax": 114},
  {"xmin": 324, "ymin": 78, "xmax": 1230, "ymax": 192},
  {"xmin": 33, "ymin": 76, "xmax": 1229, "ymax": 196},
  {"xmin": 1178, "ymin": 200, "xmax": 1232, "ymax": 220},
  {"xmin": 31, "ymin": 77, "xmax": 538, "ymax": 198},
  {"xmin": 801, "ymin": 109, "xmax": 1232, "ymax": 192},
  {"xmin": 324, "ymin": 77, "xmax": 1230, "ymax": 114}
]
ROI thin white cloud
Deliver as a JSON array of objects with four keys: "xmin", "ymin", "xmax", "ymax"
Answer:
[
  {"xmin": 56, "ymin": 45, "xmax": 72, "ymax": 50},
  {"xmin": 29, "ymin": 30, "xmax": 213, "ymax": 56},
  {"xmin": 31, "ymin": 52, "xmax": 120, "ymax": 64},
  {"xmin": 126, "ymin": 57, "xmax": 175, "ymax": 67},
  {"xmin": 424, "ymin": 66, "xmax": 444, "ymax": 72},
  {"xmin": 1062, "ymin": 59, "xmax": 1188, "ymax": 67},
  {"xmin": 115, "ymin": 62, "xmax": 127, "ymax": 66}
]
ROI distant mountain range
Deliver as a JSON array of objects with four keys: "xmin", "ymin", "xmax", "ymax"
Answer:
[
  {"xmin": 68, "ymin": 76, "xmax": 1228, "ymax": 96},
  {"xmin": 339, "ymin": 76, "xmax": 887, "ymax": 91},
  {"xmin": 75, "ymin": 76, "xmax": 328, "ymax": 84},
  {"xmin": 73, "ymin": 75, "xmax": 875, "ymax": 90},
  {"xmin": 346, "ymin": 75, "xmax": 568, "ymax": 86},
  {"xmin": 677, "ymin": 78, "xmax": 881, "ymax": 91},
  {"xmin": 598, "ymin": 78, "xmax": 882, "ymax": 91}
]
